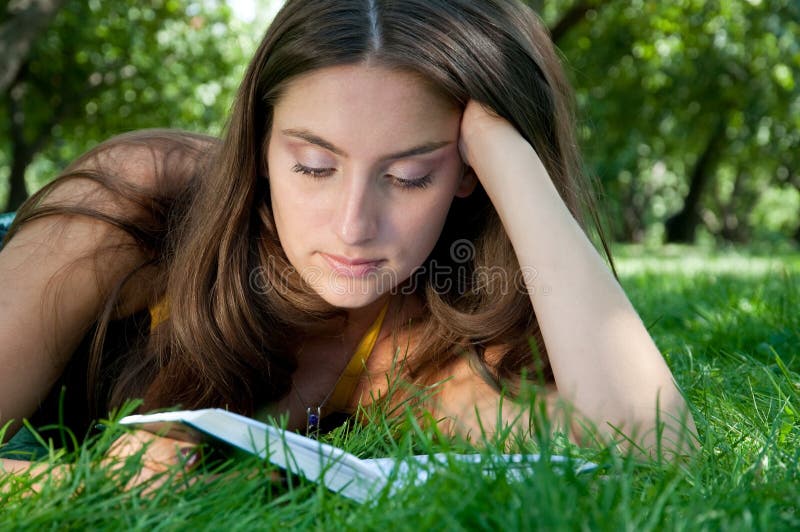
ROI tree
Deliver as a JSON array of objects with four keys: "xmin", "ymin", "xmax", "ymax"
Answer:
[
  {"xmin": 0, "ymin": 0, "xmax": 66, "ymax": 94},
  {"xmin": 554, "ymin": 0, "xmax": 800, "ymax": 243},
  {"xmin": 4, "ymin": 0, "xmax": 799, "ymax": 244},
  {"xmin": 0, "ymin": 0, "xmax": 248, "ymax": 211}
]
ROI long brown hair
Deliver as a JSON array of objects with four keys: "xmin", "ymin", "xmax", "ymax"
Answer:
[{"xmin": 7, "ymin": 0, "xmax": 613, "ymax": 425}]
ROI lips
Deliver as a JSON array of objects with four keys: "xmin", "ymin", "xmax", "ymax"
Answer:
[
  {"xmin": 324, "ymin": 253, "xmax": 382, "ymax": 265},
  {"xmin": 320, "ymin": 252, "xmax": 384, "ymax": 277}
]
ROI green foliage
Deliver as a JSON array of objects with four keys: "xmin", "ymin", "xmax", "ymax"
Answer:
[
  {"xmin": 1, "ymin": 0, "xmax": 798, "ymax": 241},
  {"xmin": 552, "ymin": 0, "xmax": 800, "ymax": 243},
  {"xmin": 0, "ymin": 0, "xmax": 252, "ymax": 202}
]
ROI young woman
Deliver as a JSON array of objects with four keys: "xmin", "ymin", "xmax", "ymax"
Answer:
[{"xmin": 0, "ymin": 0, "xmax": 695, "ymax": 480}]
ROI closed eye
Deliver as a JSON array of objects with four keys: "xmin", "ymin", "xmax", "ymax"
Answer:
[
  {"xmin": 292, "ymin": 163, "xmax": 334, "ymax": 179},
  {"xmin": 392, "ymin": 174, "xmax": 432, "ymax": 189},
  {"xmin": 292, "ymin": 163, "xmax": 433, "ymax": 190}
]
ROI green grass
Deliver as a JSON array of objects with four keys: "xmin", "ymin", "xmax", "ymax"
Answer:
[{"xmin": 2, "ymin": 245, "xmax": 800, "ymax": 530}]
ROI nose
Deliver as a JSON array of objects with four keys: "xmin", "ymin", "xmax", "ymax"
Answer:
[{"xmin": 333, "ymin": 175, "xmax": 379, "ymax": 245}]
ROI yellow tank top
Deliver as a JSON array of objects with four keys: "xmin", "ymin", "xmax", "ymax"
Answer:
[
  {"xmin": 325, "ymin": 299, "xmax": 390, "ymax": 413},
  {"xmin": 148, "ymin": 297, "xmax": 390, "ymax": 414},
  {"xmin": 149, "ymin": 299, "xmax": 170, "ymax": 331}
]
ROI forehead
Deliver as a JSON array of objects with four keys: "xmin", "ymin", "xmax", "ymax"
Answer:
[{"xmin": 271, "ymin": 64, "xmax": 460, "ymax": 151}]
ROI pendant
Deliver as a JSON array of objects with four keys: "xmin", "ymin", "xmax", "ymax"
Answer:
[{"xmin": 306, "ymin": 406, "xmax": 321, "ymax": 438}]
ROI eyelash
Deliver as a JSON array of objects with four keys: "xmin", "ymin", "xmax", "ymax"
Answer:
[{"xmin": 291, "ymin": 163, "xmax": 432, "ymax": 190}]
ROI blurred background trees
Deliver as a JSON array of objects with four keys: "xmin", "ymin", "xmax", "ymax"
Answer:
[
  {"xmin": 1, "ymin": 0, "xmax": 798, "ymax": 247},
  {"xmin": 0, "ymin": 0, "xmax": 249, "ymax": 210},
  {"xmin": 538, "ymin": 0, "xmax": 800, "ymax": 245}
]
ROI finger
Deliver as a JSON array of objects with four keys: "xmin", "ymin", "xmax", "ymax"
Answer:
[
  {"xmin": 104, "ymin": 431, "xmax": 202, "ymax": 493},
  {"xmin": 177, "ymin": 445, "xmax": 201, "ymax": 471}
]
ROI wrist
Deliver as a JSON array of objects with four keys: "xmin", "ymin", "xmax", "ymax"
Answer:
[{"xmin": 470, "ymin": 135, "xmax": 546, "ymax": 198}]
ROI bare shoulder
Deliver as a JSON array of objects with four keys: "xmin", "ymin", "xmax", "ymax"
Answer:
[
  {"xmin": 0, "ymin": 212, "xmax": 141, "ymax": 436},
  {"xmin": 29, "ymin": 130, "xmax": 219, "ymax": 313},
  {"xmin": 0, "ymin": 130, "xmax": 217, "ymax": 436}
]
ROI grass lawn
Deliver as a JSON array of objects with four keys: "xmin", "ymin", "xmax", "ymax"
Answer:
[{"xmin": 2, "ymin": 245, "xmax": 799, "ymax": 530}]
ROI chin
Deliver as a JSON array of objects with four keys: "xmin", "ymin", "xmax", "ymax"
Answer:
[
  {"xmin": 308, "ymin": 266, "xmax": 398, "ymax": 304},
  {"xmin": 317, "ymin": 288, "xmax": 383, "ymax": 309}
]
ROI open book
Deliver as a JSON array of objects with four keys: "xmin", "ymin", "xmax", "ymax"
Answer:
[{"xmin": 119, "ymin": 408, "xmax": 596, "ymax": 503}]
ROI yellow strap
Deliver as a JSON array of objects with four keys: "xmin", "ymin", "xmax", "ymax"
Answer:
[
  {"xmin": 325, "ymin": 299, "xmax": 390, "ymax": 414},
  {"xmin": 149, "ymin": 297, "xmax": 170, "ymax": 331},
  {"xmin": 149, "ymin": 294, "xmax": 390, "ymax": 414}
]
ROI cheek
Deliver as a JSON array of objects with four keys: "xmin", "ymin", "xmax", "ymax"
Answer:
[
  {"xmin": 269, "ymin": 178, "xmax": 313, "ymax": 262},
  {"xmin": 390, "ymin": 191, "xmax": 454, "ymax": 262},
  {"xmin": 270, "ymin": 189, "xmax": 330, "ymax": 264},
  {"xmin": 383, "ymin": 161, "xmax": 462, "ymax": 264},
  {"xmin": 268, "ymin": 157, "xmax": 331, "ymax": 234}
]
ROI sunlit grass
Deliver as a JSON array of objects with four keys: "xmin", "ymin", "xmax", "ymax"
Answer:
[{"xmin": 2, "ymin": 245, "xmax": 799, "ymax": 529}]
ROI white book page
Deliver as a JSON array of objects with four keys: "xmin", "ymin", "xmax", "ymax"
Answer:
[
  {"xmin": 363, "ymin": 453, "xmax": 598, "ymax": 486},
  {"xmin": 120, "ymin": 409, "xmax": 389, "ymax": 502},
  {"xmin": 120, "ymin": 410, "xmax": 597, "ymax": 502}
]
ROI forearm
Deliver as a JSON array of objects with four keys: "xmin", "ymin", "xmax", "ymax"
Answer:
[
  {"xmin": 1, "ymin": 458, "xmax": 40, "ymax": 474},
  {"xmin": 472, "ymin": 133, "xmax": 695, "ymax": 447},
  {"xmin": 1, "ymin": 458, "xmax": 70, "ymax": 494}
]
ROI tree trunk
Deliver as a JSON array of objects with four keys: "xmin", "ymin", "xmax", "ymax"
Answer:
[
  {"xmin": 619, "ymin": 178, "xmax": 645, "ymax": 242},
  {"xmin": 551, "ymin": 0, "xmax": 606, "ymax": 44},
  {"xmin": 3, "ymin": 46, "xmax": 98, "ymax": 211},
  {"xmin": 664, "ymin": 118, "xmax": 728, "ymax": 243},
  {"xmin": 719, "ymin": 169, "xmax": 749, "ymax": 243},
  {"xmin": 7, "ymin": 134, "xmax": 34, "ymax": 212},
  {"xmin": 0, "ymin": 0, "xmax": 66, "ymax": 94},
  {"xmin": 5, "ymin": 76, "xmax": 70, "ymax": 211},
  {"xmin": 6, "ymin": 81, "xmax": 33, "ymax": 211}
]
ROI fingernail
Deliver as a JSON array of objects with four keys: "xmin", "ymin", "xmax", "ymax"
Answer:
[{"xmin": 180, "ymin": 447, "xmax": 199, "ymax": 469}]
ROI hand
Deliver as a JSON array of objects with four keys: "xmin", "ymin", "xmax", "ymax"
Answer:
[
  {"xmin": 104, "ymin": 430, "xmax": 200, "ymax": 494},
  {"xmin": 458, "ymin": 100, "xmax": 538, "ymax": 192},
  {"xmin": 103, "ymin": 430, "xmax": 284, "ymax": 495},
  {"xmin": 2, "ymin": 430, "xmax": 202, "ymax": 497}
]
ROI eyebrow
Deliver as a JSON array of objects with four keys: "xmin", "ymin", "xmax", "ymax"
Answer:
[{"xmin": 281, "ymin": 128, "xmax": 452, "ymax": 161}]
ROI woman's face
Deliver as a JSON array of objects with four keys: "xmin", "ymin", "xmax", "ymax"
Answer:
[{"xmin": 266, "ymin": 63, "xmax": 475, "ymax": 309}]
